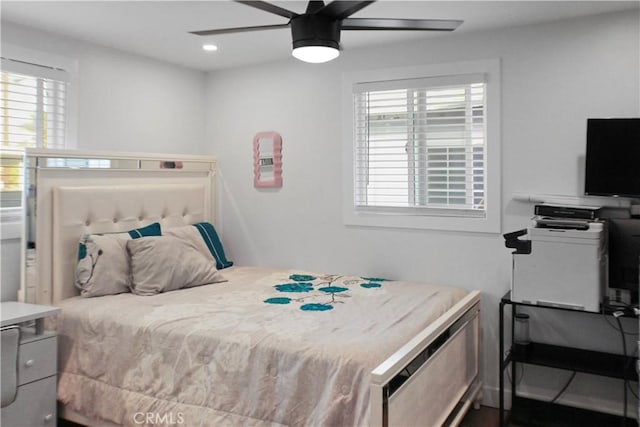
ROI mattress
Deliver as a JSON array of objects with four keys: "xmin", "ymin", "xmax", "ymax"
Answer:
[{"xmin": 55, "ymin": 266, "xmax": 467, "ymax": 427}]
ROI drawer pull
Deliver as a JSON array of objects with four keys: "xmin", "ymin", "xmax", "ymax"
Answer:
[
  {"xmin": 24, "ymin": 359, "xmax": 35, "ymax": 367},
  {"xmin": 44, "ymin": 413, "xmax": 53, "ymax": 422}
]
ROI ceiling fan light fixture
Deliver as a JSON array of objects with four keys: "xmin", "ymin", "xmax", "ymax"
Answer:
[
  {"xmin": 190, "ymin": 1, "xmax": 464, "ymax": 64},
  {"xmin": 290, "ymin": 14, "xmax": 340, "ymax": 64},
  {"xmin": 202, "ymin": 44, "xmax": 218, "ymax": 52},
  {"xmin": 292, "ymin": 45, "xmax": 339, "ymax": 63}
]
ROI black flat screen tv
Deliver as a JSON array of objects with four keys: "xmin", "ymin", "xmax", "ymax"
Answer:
[{"xmin": 584, "ymin": 118, "xmax": 640, "ymax": 198}]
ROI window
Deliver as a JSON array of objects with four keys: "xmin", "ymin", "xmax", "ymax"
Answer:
[
  {"xmin": 1, "ymin": 57, "xmax": 69, "ymax": 209},
  {"xmin": 343, "ymin": 60, "xmax": 501, "ymax": 233},
  {"xmin": 354, "ymin": 78, "xmax": 485, "ymax": 213}
]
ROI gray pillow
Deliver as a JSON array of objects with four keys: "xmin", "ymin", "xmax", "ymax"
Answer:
[
  {"xmin": 164, "ymin": 225, "xmax": 216, "ymax": 262},
  {"xmin": 127, "ymin": 235, "xmax": 225, "ymax": 296}
]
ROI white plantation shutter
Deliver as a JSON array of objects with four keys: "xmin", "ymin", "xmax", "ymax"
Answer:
[
  {"xmin": 353, "ymin": 74, "xmax": 486, "ymax": 218},
  {"xmin": 1, "ymin": 58, "xmax": 68, "ymax": 208}
]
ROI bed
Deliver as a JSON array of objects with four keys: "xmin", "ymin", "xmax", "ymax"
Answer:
[{"xmin": 22, "ymin": 149, "xmax": 482, "ymax": 427}]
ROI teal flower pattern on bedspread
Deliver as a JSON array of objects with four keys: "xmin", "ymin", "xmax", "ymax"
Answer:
[
  {"xmin": 361, "ymin": 282, "xmax": 382, "ymax": 289},
  {"xmin": 264, "ymin": 297, "xmax": 292, "ymax": 304},
  {"xmin": 264, "ymin": 273, "xmax": 389, "ymax": 312},
  {"xmin": 274, "ymin": 283, "xmax": 314, "ymax": 293},
  {"xmin": 289, "ymin": 274, "xmax": 316, "ymax": 282},
  {"xmin": 318, "ymin": 286, "xmax": 348, "ymax": 293},
  {"xmin": 301, "ymin": 303, "xmax": 333, "ymax": 312}
]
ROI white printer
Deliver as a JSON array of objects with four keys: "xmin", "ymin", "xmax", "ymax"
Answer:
[{"xmin": 505, "ymin": 220, "xmax": 606, "ymax": 312}]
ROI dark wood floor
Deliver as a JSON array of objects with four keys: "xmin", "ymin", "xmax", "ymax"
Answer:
[
  {"xmin": 58, "ymin": 419, "xmax": 84, "ymax": 427},
  {"xmin": 461, "ymin": 405, "xmax": 501, "ymax": 427}
]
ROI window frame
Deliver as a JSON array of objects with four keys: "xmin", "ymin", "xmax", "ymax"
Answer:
[
  {"xmin": 342, "ymin": 59, "xmax": 501, "ymax": 233},
  {"xmin": 0, "ymin": 44, "xmax": 78, "ymax": 225},
  {"xmin": 1, "ymin": 43, "xmax": 78, "ymax": 148}
]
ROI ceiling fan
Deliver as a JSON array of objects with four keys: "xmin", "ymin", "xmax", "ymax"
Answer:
[{"xmin": 190, "ymin": 1, "xmax": 463, "ymax": 63}]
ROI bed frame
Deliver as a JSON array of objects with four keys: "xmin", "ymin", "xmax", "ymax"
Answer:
[{"xmin": 22, "ymin": 149, "xmax": 482, "ymax": 427}]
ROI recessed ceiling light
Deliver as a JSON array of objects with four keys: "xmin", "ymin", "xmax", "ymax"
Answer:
[{"xmin": 202, "ymin": 44, "xmax": 218, "ymax": 52}]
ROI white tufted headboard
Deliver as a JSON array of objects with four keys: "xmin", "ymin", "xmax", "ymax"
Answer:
[
  {"xmin": 22, "ymin": 149, "xmax": 217, "ymax": 305},
  {"xmin": 52, "ymin": 184, "xmax": 209, "ymax": 303}
]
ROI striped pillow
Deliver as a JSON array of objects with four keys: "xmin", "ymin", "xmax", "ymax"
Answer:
[{"xmin": 192, "ymin": 222, "xmax": 233, "ymax": 269}]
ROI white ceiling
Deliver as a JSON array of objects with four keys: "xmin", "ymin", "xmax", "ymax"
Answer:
[{"xmin": 1, "ymin": 1, "xmax": 638, "ymax": 71}]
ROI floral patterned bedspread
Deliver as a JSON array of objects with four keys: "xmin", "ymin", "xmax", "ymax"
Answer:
[
  {"xmin": 56, "ymin": 266, "xmax": 467, "ymax": 427},
  {"xmin": 264, "ymin": 272, "xmax": 388, "ymax": 311}
]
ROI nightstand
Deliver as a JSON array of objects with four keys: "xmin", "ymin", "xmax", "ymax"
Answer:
[{"xmin": 1, "ymin": 301, "xmax": 61, "ymax": 427}]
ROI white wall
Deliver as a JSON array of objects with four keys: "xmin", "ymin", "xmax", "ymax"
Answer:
[
  {"xmin": 0, "ymin": 22, "xmax": 208, "ymax": 300},
  {"xmin": 206, "ymin": 10, "xmax": 640, "ymax": 411},
  {"xmin": 1, "ymin": 21, "xmax": 208, "ymax": 154}
]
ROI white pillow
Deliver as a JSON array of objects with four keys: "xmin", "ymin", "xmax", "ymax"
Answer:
[
  {"xmin": 75, "ymin": 233, "xmax": 131, "ymax": 297},
  {"xmin": 127, "ymin": 236, "xmax": 226, "ymax": 296}
]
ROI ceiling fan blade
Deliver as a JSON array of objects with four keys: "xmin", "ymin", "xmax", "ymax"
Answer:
[
  {"xmin": 235, "ymin": 1, "xmax": 298, "ymax": 19},
  {"xmin": 341, "ymin": 18, "xmax": 463, "ymax": 31},
  {"xmin": 190, "ymin": 23, "xmax": 290, "ymax": 36},
  {"xmin": 305, "ymin": 1, "xmax": 325, "ymax": 14},
  {"xmin": 318, "ymin": 1, "xmax": 376, "ymax": 20}
]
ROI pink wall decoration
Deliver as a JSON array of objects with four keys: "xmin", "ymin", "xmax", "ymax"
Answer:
[{"xmin": 253, "ymin": 131, "xmax": 283, "ymax": 188}]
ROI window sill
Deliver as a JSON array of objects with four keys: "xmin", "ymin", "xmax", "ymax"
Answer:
[{"xmin": 343, "ymin": 209, "xmax": 501, "ymax": 234}]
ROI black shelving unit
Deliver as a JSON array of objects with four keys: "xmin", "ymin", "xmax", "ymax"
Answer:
[{"xmin": 499, "ymin": 291, "xmax": 638, "ymax": 427}]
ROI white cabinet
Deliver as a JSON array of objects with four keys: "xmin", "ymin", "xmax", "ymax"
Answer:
[{"xmin": 1, "ymin": 302, "xmax": 60, "ymax": 427}]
